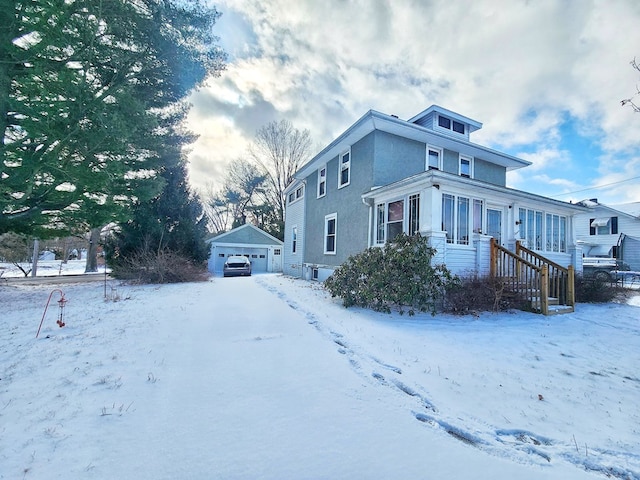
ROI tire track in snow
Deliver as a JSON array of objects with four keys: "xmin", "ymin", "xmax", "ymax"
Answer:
[{"xmin": 256, "ymin": 276, "xmax": 640, "ymax": 479}]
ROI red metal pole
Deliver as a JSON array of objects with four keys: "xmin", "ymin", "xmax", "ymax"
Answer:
[{"xmin": 36, "ymin": 289, "xmax": 65, "ymax": 338}]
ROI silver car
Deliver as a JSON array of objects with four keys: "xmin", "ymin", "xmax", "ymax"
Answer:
[{"xmin": 223, "ymin": 255, "xmax": 252, "ymax": 277}]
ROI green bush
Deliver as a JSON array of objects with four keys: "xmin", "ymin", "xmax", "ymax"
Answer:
[{"xmin": 323, "ymin": 233, "xmax": 459, "ymax": 315}]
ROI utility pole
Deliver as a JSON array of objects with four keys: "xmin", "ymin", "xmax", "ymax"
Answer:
[{"xmin": 31, "ymin": 239, "xmax": 39, "ymax": 277}]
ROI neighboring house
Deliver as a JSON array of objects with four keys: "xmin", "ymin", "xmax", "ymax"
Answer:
[
  {"xmin": 283, "ymin": 105, "xmax": 587, "ymax": 283},
  {"xmin": 575, "ymin": 199, "xmax": 640, "ymax": 271},
  {"xmin": 206, "ymin": 224, "xmax": 283, "ymax": 275}
]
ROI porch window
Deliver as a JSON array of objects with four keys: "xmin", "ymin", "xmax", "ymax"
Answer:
[
  {"xmin": 339, "ymin": 150, "xmax": 350, "ymax": 188},
  {"xmin": 375, "ymin": 194, "xmax": 420, "ymax": 244},
  {"xmin": 524, "ymin": 210, "xmax": 567, "ymax": 253},
  {"xmin": 519, "ymin": 208, "xmax": 543, "ymax": 250},
  {"xmin": 409, "ymin": 194, "xmax": 420, "ymax": 235},
  {"xmin": 473, "ymin": 199, "xmax": 483, "ymax": 233},
  {"xmin": 442, "ymin": 194, "xmax": 455, "ymax": 243},
  {"xmin": 442, "ymin": 194, "xmax": 474, "ymax": 245},
  {"xmin": 376, "ymin": 204, "xmax": 385, "ymax": 244},
  {"xmin": 544, "ymin": 214, "xmax": 567, "ymax": 253},
  {"xmin": 457, "ymin": 197, "xmax": 470, "ymax": 245},
  {"xmin": 324, "ymin": 213, "xmax": 337, "ymax": 254},
  {"xmin": 387, "ymin": 200, "xmax": 404, "ymax": 241}
]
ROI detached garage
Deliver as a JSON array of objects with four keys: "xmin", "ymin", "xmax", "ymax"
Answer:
[{"xmin": 207, "ymin": 224, "xmax": 284, "ymax": 275}]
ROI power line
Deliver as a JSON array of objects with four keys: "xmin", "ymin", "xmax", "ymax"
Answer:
[{"xmin": 548, "ymin": 175, "xmax": 640, "ymax": 198}]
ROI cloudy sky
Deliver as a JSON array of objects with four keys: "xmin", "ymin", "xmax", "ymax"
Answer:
[{"xmin": 187, "ymin": 0, "xmax": 640, "ymax": 206}]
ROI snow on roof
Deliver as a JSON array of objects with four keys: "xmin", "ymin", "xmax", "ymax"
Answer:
[
  {"xmin": 578, "ymin": 199, "xmax": 640, "ymax": 218},
  {"xmin": 610, "ymin": 202, "xmax": 640, "ymax": 218}
]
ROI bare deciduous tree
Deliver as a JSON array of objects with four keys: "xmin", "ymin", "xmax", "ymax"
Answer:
[
  {"xmin": 202, "ymin": 182, "xmax": 232, "ymax": 235},
  {"xmin": 249, "ymin": 120, "xmax": 312, "ymax": 229},
  {"xmin": 202, "ymin": 159, "xmax": 268, "ymax": 233},
  {"xmin": 621, "ymin": 58, "xmax": 640, "ymax": 112}
]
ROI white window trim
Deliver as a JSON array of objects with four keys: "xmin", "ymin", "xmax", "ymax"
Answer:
[
  {"xmin": 288, "ymin": 185, "xmax": 304, "ymax": 205},
  {"xmin": 374, "ymin": 194, "xmax": 420, "ymax": 245},
  {"xmin": 324, "ymin": 213, "xmax": 337, "ymax": 255},
  {"xmin": 426, "ymin": 145, "xmax": 443, "ymax": 171},
  {"xmin": 459, "ymin": 154, "xmax": 474, "ymax": 178},
  {"xmin": 338, "ymin": 150, "xmax": 351, "ymax": 188},
  {"xmin": 437, "ymin": 115, "xmax": 466, "ymax": 135},
  {"xmin": 317, "ymin": 165, "xmax": 326, "ymax": 198},
  {"xmin": 291, "ymin": 225, "xmax": 298, "ymax": 254},
  {"xmin": 442, "ymin": 193, "xmax": 482, "ymax": 247}
]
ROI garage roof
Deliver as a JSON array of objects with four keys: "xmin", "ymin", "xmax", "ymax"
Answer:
[{"xmin": 207, "ymin": 224, "xmax": 283, "ymax": 246}]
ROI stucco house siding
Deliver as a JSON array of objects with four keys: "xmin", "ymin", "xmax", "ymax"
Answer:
[
  {"xmin": 442, "ymin": 149, "xmax": 459, "ymax": 174},
  {"xmin": 303, "ymin": 137, "xmax": 372, "ymax": 267},
  {"xmin": 372, "ymin": 131, "xmax": 425, "ymax": 186},
  {"xmin": 474, "ymin": 158, "xmax": 506, "ymax": 186}
]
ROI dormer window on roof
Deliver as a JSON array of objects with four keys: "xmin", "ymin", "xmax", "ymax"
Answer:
[
  {"xmin": 438, "ymin": 115, "xmax": 465, "ymax": 134},
  {"xmin": 408, "ymin": 105, "xmax": 482, "ymax": 141}
]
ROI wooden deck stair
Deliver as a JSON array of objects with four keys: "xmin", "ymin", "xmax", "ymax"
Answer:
[{"xmin": 490, "ymin": 239, "xmax": 575, "ymax": 315}]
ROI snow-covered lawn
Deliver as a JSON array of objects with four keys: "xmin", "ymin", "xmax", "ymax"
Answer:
[
  {"xmin": 0, "ymin": 259, "xmax": 108, "ymax": 278},
  {"xmin": 1, "ymin": 274, "xmax": 639, "ymax": 479}
]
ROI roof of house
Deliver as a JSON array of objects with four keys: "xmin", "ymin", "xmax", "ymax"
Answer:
[
  {"xmin": 577, "ymin": 200, "xmax": 640, "ymax": 219},
  {"xmin": 610, "ymin": 202, "xmax": 640, "ymax": 218},
  {"xmin": 362, "ymin": 169, "xmax": 587, "ymax": 213},
  {"xmin": 294, "ymin": 107, "xmax": 531, "ymax": 181},
  {"xmin": 206, "ymin": 224, "xmax": 283, "ymax": 246}
]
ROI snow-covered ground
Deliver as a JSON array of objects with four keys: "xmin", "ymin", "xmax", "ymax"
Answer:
[
  {"xmin": 0, "ymin": 259, "xmax": 108, "ymax": 278},
  {"xmin": 1, "ymin": 273, "xmax": 639, "ymax": 479}
]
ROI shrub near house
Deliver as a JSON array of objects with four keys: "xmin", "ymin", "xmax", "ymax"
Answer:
[{"xmin": 324, "ymin": 233, "xmax": 459, "ymax": 315}]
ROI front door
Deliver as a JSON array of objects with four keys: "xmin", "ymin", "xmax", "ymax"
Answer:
[{"xmin": 487, "ymin": 208, "xmax": 502, "ymax": 245}]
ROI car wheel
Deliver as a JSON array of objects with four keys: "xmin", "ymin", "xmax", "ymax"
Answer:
[{"xmin": 594, "ymin": 271, "xmax": 610, "ymax": 282}]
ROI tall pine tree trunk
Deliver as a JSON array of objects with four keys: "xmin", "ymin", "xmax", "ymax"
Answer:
[
  {"xmin": 84, "ymin": 227, "xmax": 101, "ymax": 273},
  {"xmin": 0, "ymin": 4, "xmax": 19, "ymax": 155}
]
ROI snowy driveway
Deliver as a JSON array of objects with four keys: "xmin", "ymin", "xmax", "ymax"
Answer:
[{"xmin": 1, "ymin": 274, "xmax": 638, "ymax": 479}]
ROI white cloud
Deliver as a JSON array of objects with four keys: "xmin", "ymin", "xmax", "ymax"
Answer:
[{"xmin": 188, "ymin": 0, "xmax": 640, "ymax": 204}]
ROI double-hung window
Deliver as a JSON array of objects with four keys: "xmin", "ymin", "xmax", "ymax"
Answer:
[
  {"xmin": 386, "ymin": 200, "xmax": 404, "ymax": 241},
  {"xmin": 375, "ymin": 194, "xmax": 420, "ymax": 244},
  {"xmin": 427, "ymin": 145, "xmax": 442, "ymax": 170},
  {"xmin": 324, "ymin": 214, "xmax": 337, "ymax": 254},
  {"xmin": 459, "ymin": 155, "xmax": 473, "ymax": 178},
  {"xmin": 317, "ymin": 166, "xmax": 326, "ymax": 198},
  {"xmin": 339, "ymin": 151, "xmax": 350, "ymax": 188}
]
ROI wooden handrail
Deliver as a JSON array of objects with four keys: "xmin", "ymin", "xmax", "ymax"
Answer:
[
  {"xmin": 516, "ymin": 241, "xmax": 569, "ymax": 272},
  {"xmin": 491, "ymin": 239, "xmax": 575, "ymax": 315}
]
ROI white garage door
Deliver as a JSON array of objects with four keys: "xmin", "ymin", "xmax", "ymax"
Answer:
[{"xmin": 212, "ymin": 247, "xmax": 269, "ymax": 274}]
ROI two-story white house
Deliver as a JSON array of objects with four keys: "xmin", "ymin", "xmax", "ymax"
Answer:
[{"xmin": 283, "ymin": 105, "xmax": 587, "ymax": 290}]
